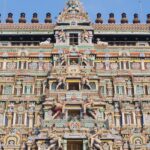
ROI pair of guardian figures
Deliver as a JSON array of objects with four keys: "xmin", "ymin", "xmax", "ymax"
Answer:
[
  {"xmin": 55, "ymin": 76, "xmax": 92, "ymax": 90},
  {"xmin": 57, "ymin": 30, "xmax": 91, "ymax": 43}
]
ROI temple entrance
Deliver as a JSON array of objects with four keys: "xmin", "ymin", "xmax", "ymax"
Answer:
[{"xmin": 67, "ymin": 140, "xmax": 83, "ymax": 150}]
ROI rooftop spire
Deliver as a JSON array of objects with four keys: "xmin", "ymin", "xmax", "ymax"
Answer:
[{"xmin": 57, "ymin": 0, "xmax": 90, "ymax": 24}]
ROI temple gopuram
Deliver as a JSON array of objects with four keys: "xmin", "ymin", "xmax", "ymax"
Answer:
[{"xmin": 0, "ymin": 0, "xmax": 150, "ymax": 149}]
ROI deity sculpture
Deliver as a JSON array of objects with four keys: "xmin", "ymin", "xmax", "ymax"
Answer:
[
  {"xmin": 51, "ymin": 100, "xmax": 65, "ymax": 119},
  {"xmin": 81, "ymin": 30, "xmax": 90, "ymax": 43},
  {"xmin": 81, "ymin": 76, "xmax": 92, "ymax": 90},
  {"xmin": 67, "ymin": 0, "xmax": 80, "ymax": 14},
  {"xmin": 48, "ymin": 133, "xmax": 62, "ymax": 150},
  {"xmin": 83, "ymin": 97, "xmax": 96, "ymax": 119},
  {"xmin": 57, "ymin": 30, "xmax": 66, "ymax": 43},
  {"xmin": 89, "ymin": 133, "xmax": 103, "ymax": 150},
  {"xmin": 56, "ymin": 77, "xmax": 66, "ymax": 90}
]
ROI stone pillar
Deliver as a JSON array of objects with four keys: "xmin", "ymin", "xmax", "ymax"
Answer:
[
  {"xmin": 7, "ymin": 112, "xmax": 13, "ymax": 127},
  {"xmin": 136, "ymin": 111, "xmax": 142, "ymax": 127},
  {"xmin": 83, "ymin": 140, "xmax": 88, "ymax": 150},
  {"xmin": 114, "ymin": 112, "xmax": 121, "ymax": 128},
  {"xmin": 13, "ymin": 112, "xmax": 16, "ymax": 125},
  {"xmin": 63, "ymin": 140, "xmax": 67, "ymax": 150},
  {"xmin": 108, "ymin": 141, "xmax": 113, "ymax": 150},
  {"xmin": 28, "ymin": 112, "xmax": 34, "ymax": 128},
  {"xmin": 24, "ymin": 112, "xmax": 27, "ymax": 126},
  {"xmin": 36, "ymin": 141, "xmax": 43, "ymax": 150},
  {"xmin": 27, "ymin": 141, "xmax": 33, "ymax": 150},
  {"xmin": 141, "ymin": 60, "xmax": 145, "ymax": 70},
  {"xmin": 2, "ymin": 60, "xmax": 7, "ymax": 70},
  {"xmin": 122, "ymin": 112, "xmax": 125, "ymax": 126}
]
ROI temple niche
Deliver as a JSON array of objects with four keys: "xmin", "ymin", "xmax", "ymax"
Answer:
[{"xmin": 0, "ymin": 0, "xmax": 150, "ymax": 149}]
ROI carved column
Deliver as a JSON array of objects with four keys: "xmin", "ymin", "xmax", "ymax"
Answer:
[
  {"xmin": 36, "ymin": 141, "xmax": 43, "ymax": 150},
  {"xmin": 83, "ymin": 140, "xmax": 88, "ymax": 150},
  {"xmin": 135, "ymin": 109, "xmax": 142, "ymax": 127},
  {"xmin": 24, "ymin": 112, "xmax": 27, "ymax": 126},
  {"xmin": 27, "ymin": 141, "xmax": 33, "ymax": 150},
  {"xmin": 36, "ymin": 81, "xmax": 42, "ymax": 96},
  {"xmin": 141, "ymin": 60, "xmax": 145, "ymax": 70},
  {"xmin": 114, "ymin": 112, "xmax": 121, "ymax": 128},
  {"xmin": 2, "ymin": 60, "xmax": 7, "ymax": 70},
  {"xmin": 63, "ymin": 140, "xmax": 67, "ymax": 150},
  {"xmin": 106, "ymin": 81, "xmax": 113, "ymax": 97},
  {"xmin": 7, "ymin": 112, "xmax": 13, "ymax": 127},
  {"xmin": 28, "ymin": 112, "xmax": 34, "ymax": 128},
  {"xmin": 13, "ymin": 112, "xmax": 16, "ymax": 126},
  {"xmin": 108, "ymin": 141, "xmax": 113, "ymax": 150}
]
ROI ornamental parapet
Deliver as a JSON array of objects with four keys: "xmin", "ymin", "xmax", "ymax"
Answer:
[
  {"xmin": 43, "ymin": 118, "xmax": 103, "ymax": 129},
  {"xmin": 0, "ymin": 95, "xmax": 41, "ymax": 101}
]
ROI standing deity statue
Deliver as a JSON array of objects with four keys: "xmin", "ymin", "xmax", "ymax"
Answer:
[
  {"xmin": 56, "ymin": 77, "xmax": 66, "ymax": 90},
  {"xmin": 81, "ymin": 76, "xmax": 92, "ymax": 90},
  {"xmin": 57, "ymin": 30, "xmax": 66, "ymax": 43},
  {"xmin": 36, "ymin": 113, "xmax": 43, "ymax": 127},
  {"xmin": 81, "ymin": 30, "xmax": 90, "ymax": 43}
]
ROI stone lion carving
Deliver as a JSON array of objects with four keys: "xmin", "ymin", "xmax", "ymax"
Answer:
[
  {"xmin": 40, "ymin": 38, "xmax": 51, "ymax": 45},
  {"xmin": 97, "ymin": 38, "xmax": 108, "ymax": 46}
]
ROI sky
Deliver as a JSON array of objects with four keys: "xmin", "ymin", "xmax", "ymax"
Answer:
[{"xmin": 0, "ymin": 0, "xmax": 149, "ymax": 23}]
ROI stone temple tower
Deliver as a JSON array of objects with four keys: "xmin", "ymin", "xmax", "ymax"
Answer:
[{"xmin": 0, "ymin": 0, "xmax": 150, "ymax": 149}]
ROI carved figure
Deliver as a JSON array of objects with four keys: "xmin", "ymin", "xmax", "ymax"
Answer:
[
  {"xmin": 40, "ymin": 38, "xmax": 51, "ymax": 45},
  {"xmin": 56, "ymin": 77, "xmax": 66, "ymax": 90},
  {"xmin": 51, "ymin": 101, "xmax": 65, "ymax": 119},
  {"xmin": 57, "ymin": 30, "xmax": 66, "ymax": 43},
  {"xmin": 8, "ymin": 103, "xmax": 14, "ymax": 112},
  {"xmin": 97, "ymin": 38, "xmax": 108, "ymax": 46},
  {"xmin": 89, "ymin": 133, "xmax": 103, "ymax": 150},
  {"xmin": 83, "ymin": 97, "xmax": 96, "ymax": 119},
  {"xmin": 81, "ymin": 76, "xmax": 92, "ymax": 90},
  {"xmin": 81, "ymin": 30, "xmax": 90, "ymax": 43},
  {"xmin": 48, "ymin": 134, "xmax": 62, "ymax": 150},
  {"xmin": 36, "ymin": 113, "xmax": 43, "ymax": 127}
]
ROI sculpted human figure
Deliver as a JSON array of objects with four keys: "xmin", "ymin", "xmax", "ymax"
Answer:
[
  {"xmin": 51, "ymin": 100, "xmax": 65, "ymax": 119},
  {"xmin": 89, "ymin": 133, "xmax": 103, "ymax": 150},
  {"xmin": 58, "ymin": 30, "xmax": 66, "ymax": 43},
  {"xmin": 56, "ymin": 77, "xmax": 66, "ymax": 90},
  {"xmin": 8, "ymin": 103, "xmax": 14, "ymax": 112},
  {"xmin": 58, "ymin": 54, "xmax": 67, "ymax": 66},
  {"xmin": 48, "ymin": 134, "xmax": 62, "ymax": 150},
  {"xmin": 36, "ymin": 113, "xmax": 43, "ymax": 127},
  {"xmin": 81, "ymin": 30, "xmax": 90, "ymax": 43},
  {"xmin": 81, "ymin": 76, "xmax": 92, "ymax": 90},
  {"xmin": 83, "ymin": 97, "xmax": 96, "ymax": 119}
]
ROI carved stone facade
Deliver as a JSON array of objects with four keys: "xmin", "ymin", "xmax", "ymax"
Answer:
[{"xmin": 0, "ymin": 0, "xmax": 150, "ymax": 150}]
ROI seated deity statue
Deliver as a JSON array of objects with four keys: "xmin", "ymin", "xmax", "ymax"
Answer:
[{"xmin": 89, "ymin": 134, "xmax": 103, "ymax": 150}]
